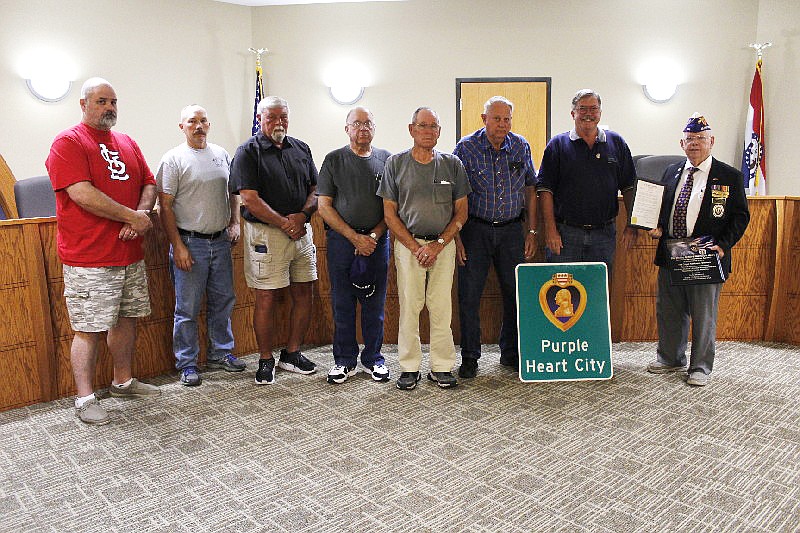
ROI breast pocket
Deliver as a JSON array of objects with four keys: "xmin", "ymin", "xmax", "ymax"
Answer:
[{"xmin": 433, "ymin": 182, "xmax": 452, "ymax": 204}]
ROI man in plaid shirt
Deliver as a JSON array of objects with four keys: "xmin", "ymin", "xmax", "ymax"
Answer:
[{"xmin": 453, "ymin": 96, "xmax": 538, "ymax": 378}]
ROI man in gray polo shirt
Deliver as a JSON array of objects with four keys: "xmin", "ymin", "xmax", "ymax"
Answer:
[
  {"xmin": 318, "ymin": 107, "xmax": 392, "ymax": 385},
  {"xmin": 157, "ymin": 104, "xmax": 245, "ymax": 387},
  {"xmin": 378, "ymin": 107, "xmax": 470, "ymax": 390}
]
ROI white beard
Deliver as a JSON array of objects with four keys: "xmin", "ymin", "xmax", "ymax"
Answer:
[{"xmin": 271, "ymin": 129, "xmax": 286, "ymax": 144}]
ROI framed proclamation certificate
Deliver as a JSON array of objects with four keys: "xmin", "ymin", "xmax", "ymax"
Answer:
[{"xmin": 629, "ymin": 178, "xmax": 665, "ymax": 230}]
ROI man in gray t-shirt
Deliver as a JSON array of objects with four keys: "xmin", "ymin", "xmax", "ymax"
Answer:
[
  {"xmin": 156, "ymin": 105, "xmax": 245, "ymax": 387},
  {"xmin": 318, "ymin": 107, "xmax": 391, "ymax": 385},
  {"xmin": 377, "ymin": 107, "xmax": 470, "ymax": 391}
]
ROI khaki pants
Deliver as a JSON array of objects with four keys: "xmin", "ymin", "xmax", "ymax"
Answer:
[{"xmin": 394, "ymin": 239, "xmax": 456, "ymax": 373}]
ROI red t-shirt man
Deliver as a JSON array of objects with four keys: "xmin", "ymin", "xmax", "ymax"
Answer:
[{"xmin": 46, "ymin": 122, "xmax": 155, "ymax": 266}]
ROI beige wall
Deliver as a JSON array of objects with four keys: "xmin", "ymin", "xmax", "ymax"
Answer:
[
  {"xmin": 0, "ymin": 0, "xmax": 252, "ymax": 180},
  {"xmin": 757, "ymin": 0, "xmax": 800, "ymax": 195},
  {"xmin": 0, "ymin": 0, "xmax": 797, "ymax": 195}
]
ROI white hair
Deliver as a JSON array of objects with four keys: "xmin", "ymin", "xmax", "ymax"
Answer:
[
  {"xmin": 483, "ymin": 96, "xmax": 513, "ymax": 114},
  {"xmin": 81, "ymin": 77, "xmax": 113, "ymax": 98},
  {"xmin": 257, "ymin": 96, "xmax": 289, "ymax": 115},
  {"xmin": 180, "ymin": 104, "xmax": 206, "ymax": 122}
]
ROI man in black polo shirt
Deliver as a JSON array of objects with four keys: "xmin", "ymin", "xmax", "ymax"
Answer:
[
  {"xmin": 537, "ymin": 89, "xmax": 636, "ymax": 275},
  {"xmin": 230, "ymin": 96, "xmax": 319, "ymax": 385}
]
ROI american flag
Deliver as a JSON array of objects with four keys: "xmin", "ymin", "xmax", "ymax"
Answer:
[{"xmin": 251, "ymin": 61, "xmax": 264, "ymax": 136}]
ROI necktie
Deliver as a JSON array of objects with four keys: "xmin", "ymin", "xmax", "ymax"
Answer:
[{"xmin": 672, "ymin": 166, "xmax": 698, "ymax": 238}]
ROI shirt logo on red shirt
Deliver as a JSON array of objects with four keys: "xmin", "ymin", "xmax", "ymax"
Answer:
[{"xmin": 99, "ymin": 143, "xmax": 130, "ymax": 181}]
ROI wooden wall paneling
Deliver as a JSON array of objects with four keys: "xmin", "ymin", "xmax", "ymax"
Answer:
[
  {"xmin": 715, "ymin": 199, "xmax": 775, "ymax": 340},
  {"xmin": 0, "ymin": 221, "xmax": 55, "ymax": 408},
  {"xmin": 773, "ymin": 199, "xmax": 800, "ymax": 343},
  {"xmin": 609, "ymin": 214, "xmax": 629, "ymax": 341}
]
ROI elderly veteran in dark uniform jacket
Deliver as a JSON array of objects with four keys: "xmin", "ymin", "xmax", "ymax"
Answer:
[{"xmin": 646, "ymin": 113, "xmax": 750, "ymax": 387}]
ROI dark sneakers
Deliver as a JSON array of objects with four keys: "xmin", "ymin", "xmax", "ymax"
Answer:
[
  {"xmin": 396, "ymin": 371, "xmax": 421, "ymax": 390},
  {"xmin": 428, "ymin": 371, "xmax": 458, "ymax": 388},
  {"xmin": 180, "ymin": 366, "xmax": 202, "ymax": 386},
  {"xmin": 255, "ymin": 358, "xmax": 276, "ymax": 385},
  {"xmin": 458, "ymin": 358, "xmax": 478, "ymax": 378},
  {"xmin": 277, "ymin": 349, "xmax": 317, "ymax": 375},
  {"xmin": 207, "ymin": 354, "xmax": 247, "ymax": 372}
]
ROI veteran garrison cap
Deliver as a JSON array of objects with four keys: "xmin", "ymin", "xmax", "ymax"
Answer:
[{"xmin": 684, "ymin": 112, "xmax": 711, "ymax": 132}]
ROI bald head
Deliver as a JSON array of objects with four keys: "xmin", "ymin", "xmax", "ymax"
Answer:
[{"xmin": 80, "ymin": 77, "xmax": 117, "ymax": 131}]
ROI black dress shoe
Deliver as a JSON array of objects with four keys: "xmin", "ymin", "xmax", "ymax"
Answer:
[
  {"xmin": 499, "ymin": 355, "xmax": 519, "ymax": 367},
  {"xmin": 458, "ymin": 358, "xmax": 478, "ymax": 378}
]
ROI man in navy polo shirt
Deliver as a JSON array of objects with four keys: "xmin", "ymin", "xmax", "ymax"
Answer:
[{"xmin": 537, "ymin": 89, "xmax": 636, "ymax": 276}]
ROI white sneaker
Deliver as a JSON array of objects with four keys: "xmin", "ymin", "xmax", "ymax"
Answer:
[
  {"xmin": 686, "ymin": 371, "xmax": 710, "ymax": 386},
  {"xmin": 327, "ymin": 364, "xmax": 359, "ymax": 384},
  {"xmin": 361, "ymin": 363, "xmax": 390, "ymax": 382}
]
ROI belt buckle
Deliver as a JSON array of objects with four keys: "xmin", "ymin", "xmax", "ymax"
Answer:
[{"xmin": 582, "ymin": 224, "xmax": 593, "ymax": 230}]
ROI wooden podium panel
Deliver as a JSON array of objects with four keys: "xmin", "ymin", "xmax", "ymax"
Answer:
[{"xmin": 0, "ymin": 196, "xmax": 798, "ymax": 411}]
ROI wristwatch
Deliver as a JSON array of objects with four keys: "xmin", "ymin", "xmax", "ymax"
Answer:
[
  {"xmin": 528, "ymin": 229, "xmax": 538, "ymax": 235},
  {"xmin": 369, "ymin": 232, "xmax": 378, "ymax": 240},
  {"xmin": 437, "ymin": 237, "xmax": 446, "ymax": 246}
]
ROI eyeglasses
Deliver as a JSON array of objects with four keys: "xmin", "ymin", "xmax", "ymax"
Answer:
[
  {"xmin": 684, "ymin": 136, "xmax": 711, "ymax": 144},
  {"xmin": 264, "ymin": 114, "xmax": 288, "ymax": 123},
  {"xmin": 413, "ymin": 123, "xmax": 440, "ymax": 130},
  {"xmin": 348, "ymin": 121, "xmax": 374, "ymax": 130},
  {"xmin": 575, "ymin": 105, "xmax": 600, "ymax": 113}
]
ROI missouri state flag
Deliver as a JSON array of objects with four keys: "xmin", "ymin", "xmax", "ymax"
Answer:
[
  {"xmin": 251, "ymin": 61, "xmax": 264, "ymax": 136},
  {"xmin": 741, "ymin": 59, "xmax": 766, "ymax": 196}
]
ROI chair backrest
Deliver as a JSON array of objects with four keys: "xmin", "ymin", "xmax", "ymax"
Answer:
[
  {"xmin": 635, "ymin": 155, "xmax": 686, "ymax": 182},
  {"xmin": 14, "ymin": 175, "xmax": 56, "ymax": 218},
  {"xmin": 0, "ymin": 153, "xmax": 19, "ymax": 218}
]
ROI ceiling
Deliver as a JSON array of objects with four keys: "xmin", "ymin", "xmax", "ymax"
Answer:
[{"xmin": 212, "ymin": 0, "xmax": 404, "ymax": 6}]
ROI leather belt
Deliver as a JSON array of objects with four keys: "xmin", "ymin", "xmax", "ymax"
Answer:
[
  {"xmin": 323, "ymin": 223, "xmax": 373, "ymax": 235},
  {"xmin": 178, "ymin": 228, "xmax": 225, "ymax": 239},
  {"xmin": 412, "ymin": 233, "xmax": 440, "ymax": 241},
  {"xmin": 470, "ymin": 214, "xmax": 523, "ymax": 227},
  {"xmin": 556, "ymin": 218, "xmax": 615, "ymax": 230}
]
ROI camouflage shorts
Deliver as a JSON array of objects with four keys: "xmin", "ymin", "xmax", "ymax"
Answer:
[{"xmin": 62, "ymin": 260, "xmax": 151, "ymax": 332}]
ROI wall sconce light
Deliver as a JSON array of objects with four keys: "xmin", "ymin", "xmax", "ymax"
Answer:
[
  {"xmin": 642, "ymin": 81, "xmax": 678, "ymax": 103},
  {"xmin": 638, "ymin": 58, "xmax": 681, "ymax": 104},
  {"xmin": 18, "ymin": 48, "xmax": 75, "ymax": 103},
  {"xmin": 329, "ymin": 84, "xmax": 365, "ymax": 105},
  {"xmin": 324, "ymin": 59, "xmax": 368, "ymax": 106},
  {"xmin": 26, "ymin": 77, "xmax": 72, "ymax": 103}
]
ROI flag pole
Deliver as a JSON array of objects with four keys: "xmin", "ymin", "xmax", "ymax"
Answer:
[{"xmin": 248, "ymin": 48, "xmax": 269, "ymax": 136}]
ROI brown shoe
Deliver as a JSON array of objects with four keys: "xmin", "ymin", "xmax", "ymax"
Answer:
[
  {"xmin": 109, "ymin": 378, "xmax": 161, "ymax": 398},
  {"xmin": 75, "ymin": 398, "xmax": 110, "ymax": 425}
]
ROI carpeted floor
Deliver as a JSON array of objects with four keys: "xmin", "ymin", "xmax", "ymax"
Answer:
[{"xmin": 1, "ymin": 342, "xmax": 799, "ymax": 532}]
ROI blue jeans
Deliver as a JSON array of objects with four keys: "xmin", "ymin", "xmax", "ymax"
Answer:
[
  {"xmin": 326, "ymin": 229, "xmax": 389, "ymax": 367},
  {"xmin": 457, "ymin": 219, "xmax": 524, "ymax": 361},
  {"xmin": 170, "ymin": 234, "xmax": 235, "ymax": 370},
  {"xmin": 546, "ymin": 222, "xmax": 617, "ymax": 275}
]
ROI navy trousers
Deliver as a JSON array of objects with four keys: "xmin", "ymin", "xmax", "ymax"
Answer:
[
  {"xmin": 326, "ymin": 229, "xmax": 389, "ymax": 367},
  {"xmin": 457, "ymin": 219, "xmax": 524, "ymax": 361}
]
